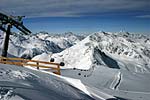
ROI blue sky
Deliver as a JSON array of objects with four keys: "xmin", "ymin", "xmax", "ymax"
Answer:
[
  {"xmin": 0, "ymin": 0, "xmax": 150, "ymax": 34},
  {"xmin": 23, "ymin": 15, "xmax": 150, "ymax": 34}
]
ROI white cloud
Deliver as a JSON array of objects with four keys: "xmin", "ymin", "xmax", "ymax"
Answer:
[
  {"xmin": 0, "ymin": 0, "xmax": 149, "ymax": 17},
  {"xmin": 136, "ymin": 15, "xmax": 150, "ymax": 18}
]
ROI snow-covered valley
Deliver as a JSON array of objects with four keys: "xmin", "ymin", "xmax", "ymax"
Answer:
[{"xmin": 0, "ymin": 31, "xmax": 150, "ymax": 100}]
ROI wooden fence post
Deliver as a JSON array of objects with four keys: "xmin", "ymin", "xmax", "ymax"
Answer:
[
  {"xmin": 57, "ymin": 65, "xmax": 61, "ymax": 75},
  {"xmin": 37, "ymin": 62, "xmax": 39, "ymax": 69}
]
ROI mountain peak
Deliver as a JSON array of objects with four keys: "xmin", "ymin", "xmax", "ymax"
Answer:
[{"xmin": 49, "ymin": 32, "xmax": 150, "ymax": 72}]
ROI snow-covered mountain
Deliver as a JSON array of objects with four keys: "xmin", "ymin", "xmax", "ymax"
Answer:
[
  {"xmin": 31, "ymin": 31, "xmax": 150, "ymax": 100},
  {"xmin": 48, "ymin": 31, "xmax": 150, "ymax": 73},
  {"xmin": 0, "ymin": 32, "xmax": 85, "ymax": 59}
]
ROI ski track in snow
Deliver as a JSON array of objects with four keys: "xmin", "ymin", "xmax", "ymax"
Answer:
[{"xmin": 110, "ymin": 71, "xmax": 122, "ymax": 90}]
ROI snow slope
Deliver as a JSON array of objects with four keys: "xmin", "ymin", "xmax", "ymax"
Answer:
[
  {"xmin": 31, "ymin": 53, "xmax": 150, "ymax": 100},
  {"xmin": 0, "ymin": 63, "xmax": 118, "ymax": 100},
  {"xmin": 50, "ymin": 32, "xmax": 150, "ymax": 72}
]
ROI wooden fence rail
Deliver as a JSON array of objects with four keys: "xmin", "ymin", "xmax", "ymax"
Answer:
[{"xmin": 0, "ymin": 56, "xmax": 61, "ymax": 75}]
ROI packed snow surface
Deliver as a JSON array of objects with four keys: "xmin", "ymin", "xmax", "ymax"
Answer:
[{"xmin": 0, "ymin": 63, "xmax": 119, "ymax": 100}]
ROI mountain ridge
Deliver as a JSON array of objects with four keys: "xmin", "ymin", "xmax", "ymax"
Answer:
[{"xmin": 0, "ymin": 31, "xmax": 85, "ymax": 59}]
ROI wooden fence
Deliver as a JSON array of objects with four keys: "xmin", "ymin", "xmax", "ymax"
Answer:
[{"xmin": 0, "ymin": 56, "xmax": 61, "ymax": 75}]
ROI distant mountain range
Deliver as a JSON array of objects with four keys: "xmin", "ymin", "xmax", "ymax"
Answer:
[{"xmin": 0, "ymin": 31, "xmax": 85, "ymax": 59}]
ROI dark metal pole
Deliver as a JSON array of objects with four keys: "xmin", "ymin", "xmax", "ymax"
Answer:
[{"xmin": 1, "ymin": 24, "xmax": 11, "ymax": 57}]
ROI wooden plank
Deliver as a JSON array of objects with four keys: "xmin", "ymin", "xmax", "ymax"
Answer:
[
  {"xmin": 0, "ymin": 60, "xmax": 59, "ymax": 70},
  {"xmin": 0, "ymin": 61, "xmax": 23, "ymax": 66},
  {"xmin": 24, "ymin": 63, "xmax": 59, "ymax": 70},
  {"xmin": 23, "ymin": 63, "xmax": 38, "ymax": 67},
  {"xmin": 0, "ymin": 57, "xmax": 61, "ymax": 75},
  {"xmin": 0, "ymin": 56, "xmax": 60, "ymax": 66}
]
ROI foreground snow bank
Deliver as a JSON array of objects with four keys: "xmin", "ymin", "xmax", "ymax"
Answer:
[{"xmin": 0, "ymin": 63, "xmax": 116, "ymax": 100}]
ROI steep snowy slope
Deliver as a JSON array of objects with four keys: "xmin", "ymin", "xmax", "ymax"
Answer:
[
  {"xmin": 50, "ymin": 32, "xmax": 150, "ymax": 73},
  {"xmin": 0, "ymin": 32, "xmax": 85, "ymax": 59}
]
